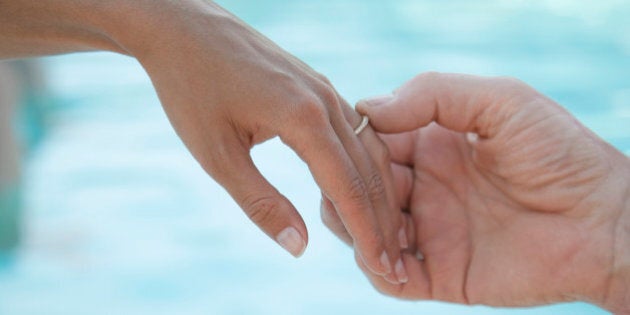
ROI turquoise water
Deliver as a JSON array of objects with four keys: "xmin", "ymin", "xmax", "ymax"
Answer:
[{"xmin": 1, "ymin": 0, "xmax": 628, "ymax": 314}]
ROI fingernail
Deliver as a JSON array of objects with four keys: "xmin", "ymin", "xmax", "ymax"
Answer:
[
  {"xmin": 395, "ymin": 259, "xmax": 408, "ymax": 283},
  {"xmin": 398, "ymin": 227, "xmax": 409, "ymax": 249},
  {"xmin": 358, "ymin": 95, "xmax": 394, "ymax": 108},
  {"xmin": 380, "ymin": 251, "xmax": 393, "ymax": 274},
  {"xmin": 276, "ymin": 227, "xmax": 306, "ymax": 258}
]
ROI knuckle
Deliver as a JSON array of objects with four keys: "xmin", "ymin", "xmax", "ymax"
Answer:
[
  {"xmin": 408, "ymin": 72, "xmax": 444, "ymax": 96},
  {"xmin": 493, "ymin": 76, "xmax": 537, "ymax": 97},
  {"xmin": 345, "ymin": 176, "xmax": 369, "ymax": 204},
  {"xmin": 365, "ymin": 172, "xmax": 387, "ymax": 202},
  {"xmin": 495, "ymin": 75, "xmax": 525, "ymax": 87},
  {"xmin": 315, "ymin": 72, "xmax": 333, "ymax": 85},
  {"xmin": 491, "ymin": 76, "xmax": 539, "ymax": 109},
  {"xmin": 415, "ymin": 71, "xmax": 443, "ymax": 84},
  {"xmin": 242, "ymin": 195, "xmax": 283, "ymax": 227},
  {"xmin": 318, "ymin": 85, "xmax": 341, "ymax": 110},
  {"xmin": 198, "ymin": 144, "xmax": 231, "ymax": 179},
  {"xmin": 270, "ymin": 69, "xmax": 298, "ymax": 87},
  {"xmin": 296, "ymin": 97, "xmax": 329, "ymax": 127}
]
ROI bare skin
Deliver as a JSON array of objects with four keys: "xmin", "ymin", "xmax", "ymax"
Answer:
[
  {"xmin": 329, "ymin": 73, "xmax": 629, "ymax": 313},
  {"xmin": 0, "ymin": 0, "xmax": 408, "ymax": 283}
]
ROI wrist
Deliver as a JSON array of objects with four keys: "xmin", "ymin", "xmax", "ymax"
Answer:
[
  {"xmin": 98, "ymin": 0, "xmax": 232, "ymax": 61},
  {"xmin": 602, "ymin": 153, "xmax": 630, "ymax": 314}
]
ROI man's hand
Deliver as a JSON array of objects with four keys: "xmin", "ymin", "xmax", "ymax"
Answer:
[{"xmin": 334, "ymin": 73, "xmax": 629, "ymax": 311}]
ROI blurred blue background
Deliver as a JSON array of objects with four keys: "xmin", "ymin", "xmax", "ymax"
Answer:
[{"xmin": 1, "ymin": 0, "xmax": 628, "ymax": 314}]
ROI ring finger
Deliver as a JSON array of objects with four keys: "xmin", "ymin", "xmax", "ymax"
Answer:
[{"xmin": 328, "ymin": 95, "xmax": 408, "ymax": 284}]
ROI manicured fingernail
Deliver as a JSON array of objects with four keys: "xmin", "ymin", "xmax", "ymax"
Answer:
[
  {"xmin": 276, "ymin": 227, "xmax": 306, "ymax": 258},
  {"xmin": 398, "ymin": 227, "xmax": 409, "ymax": 249},
  {"xmin": 359, "ymin": 95, "xmax": 394, "ymax": 108},
  {"xmin": 395, "ymin": 259, "xmax": 408, "ymax": 283},
  {"xmin": 380, "ymin": 251, "xmax": 393, "ymax": 274}
]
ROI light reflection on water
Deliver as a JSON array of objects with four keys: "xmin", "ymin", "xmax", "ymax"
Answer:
[{"xmin": 0, "ymin": 1, "xmax": 627, "ymax": 314}]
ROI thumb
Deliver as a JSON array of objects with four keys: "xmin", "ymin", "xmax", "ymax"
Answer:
[{"xmin": 356, "ymin": 72, "xmax": 528, "ymax": 137}]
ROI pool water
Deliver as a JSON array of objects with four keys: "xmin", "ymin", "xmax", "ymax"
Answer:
[{"xmin": 1, "ymin": 1, "xmax": 628, "ymax": 314}]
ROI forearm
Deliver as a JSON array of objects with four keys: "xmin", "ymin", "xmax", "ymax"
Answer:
[
  {"xmin": 0, "ymin": 0, "xmax": 140, "ymax": 58},
  {"xmin": 0, "ymin": 0, "xmax": 218, "ymax": 59},
  {"xmin": 1, "ymin": 0, "xmax": 242, "ymax": 66}
]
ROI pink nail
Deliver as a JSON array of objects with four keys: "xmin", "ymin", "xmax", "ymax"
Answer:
[
  {"xmin": 380, "ymin": 251, "xmax": 393, "ymax": 274},
  {"xmin": 398, "ymin": 227, "xmax": 409, "ymax": 249},
  {"xmin": 395, "ymin": 259, "xmax": 408, "ymax": 283},
  {"xmin": 276, "ymin": 227, "xmax": 306, "ymax": 258}
]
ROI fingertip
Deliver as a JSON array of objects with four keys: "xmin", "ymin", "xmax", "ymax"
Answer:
[
  {"xmin": 398, "ymin": 226, "xmax": 409, "ymax": 249},
  {"xmin": 356, "ymin": 94, "xmax": 394, "ymax": 113},
  {"xmin": 276, "ymin": 226, "xmax": 307, "ymax": 258},
  {"xmin": 357, "ymin": 243, "xmax": 391, "ymax": 276},
  {"xmin": 355, "ymin": 250, "xmax": 405, "ymax": 297},
  {"xmin": 395, "ymin": 258, "xmax": 409, "ymax": 283},
  {"xmin": 356, "ymin": 97, "xmax": 405, "ymax": 134},
  {"xmin": 380, "ymin": 250, "xmax": 393, "ymax": 274},
  {"xmin": 241, "ymin": 194, "xmax": 308, "ymax": 258}
]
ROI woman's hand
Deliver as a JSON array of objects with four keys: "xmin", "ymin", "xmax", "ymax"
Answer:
[
  {"xmin": 0, "ymin": 0, "xmax": 408, "ymax": 282},
  {"xmin": 125, "ymin": 1, "xmax": 407, "ymax": 282},
  {"xmin": 343, "ymin": 73, "xmax": 629, "ymax": 312}
]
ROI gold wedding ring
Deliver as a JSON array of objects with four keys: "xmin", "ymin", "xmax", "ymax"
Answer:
[{"xmin": 354, "ymin": 115, "xmax": 370, "ymax": 135}]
